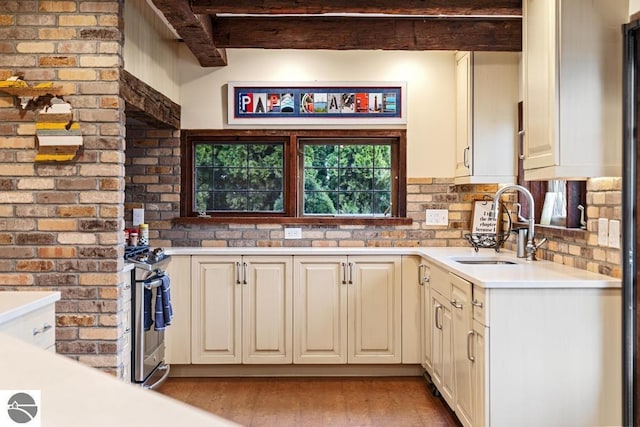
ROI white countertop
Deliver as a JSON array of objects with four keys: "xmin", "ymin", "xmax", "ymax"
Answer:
[
  {"xmin": 419, "ymin": 247, "xmax": 620, "ymax": 289},
  {"xmin": 0, "ymin": 332, "xmax": 238, "ymax": 427},
  {"xmin": 166, "ymin": 246, "xmax": 620, "ymax": 289},
  {"xmin": 0, "ymin": 291, "xmax": 61, "ymax": 324}
]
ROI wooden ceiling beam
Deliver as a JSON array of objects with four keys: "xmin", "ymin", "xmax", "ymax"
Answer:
[
  {"xmin": 151, "ymin": 0, "xmax": 227, "ymax": 67},
  {"xmin": 211, "ymin": 17, "xmax": 522, "ymax": 51},
  {"xmin": 191, "ymin": 0, "xmax": 522, "ymax": 16}
]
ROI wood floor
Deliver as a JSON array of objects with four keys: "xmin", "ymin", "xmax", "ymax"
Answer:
[{"xmin": 155, "ymin": 376, "xmax": 460, "ymax": 427}]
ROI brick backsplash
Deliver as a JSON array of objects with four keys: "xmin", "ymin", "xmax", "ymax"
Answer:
[
  {"xmin": 0, "ymin": 1, "xmax": 126, "ymax": 376},
  {"xmin": 125, "ymin": 124, "xmax": 621, "ymax": 279}
]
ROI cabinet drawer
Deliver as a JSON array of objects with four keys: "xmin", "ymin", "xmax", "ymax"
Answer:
[
  {"xmin": 428, "ymin": 263, "xmax": 450, "ymax": 298},
  {"xmin": 0, "ymin": 304, "xmax": 55, "ymax": 350},
  {"xmin": 472, "ymin": 286, "xmax": 488, "ymax": 326}
]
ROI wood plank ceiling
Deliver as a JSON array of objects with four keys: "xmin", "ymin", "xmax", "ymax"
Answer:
[{"xmin": 150, "ymin": 0, "xmax": 522, "ymax": 67}]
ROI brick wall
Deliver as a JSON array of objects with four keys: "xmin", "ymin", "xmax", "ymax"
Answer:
[
  {"xmin": 0, "ymin": 1, "xmax": 126, "ymax": 376},
  {"xmin": 125, "ymin": 123, "xmax": 622, "ymax": 279}
]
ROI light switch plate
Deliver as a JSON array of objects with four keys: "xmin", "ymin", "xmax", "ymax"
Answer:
[
  {"xmin": 608, "ymin": 219, "xmax": 620, "ymax": 249},
  {"xmin": 425, "ymin": 209, "xmax": 448, "ymax": 226},
  {"xmin": 284, "ymin": 227, "xmax": 302, "ymax": 239},
  {"xmin": 598, "ymin": 218, "xmax": 609, "ymax": 247}
]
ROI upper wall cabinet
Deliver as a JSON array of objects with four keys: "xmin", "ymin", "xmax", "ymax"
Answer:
[
  {"xmin": 522, "ymin": 0, "xmax": 627, "ymax": 180},
  {"xmin": 455, "ymin": 51, "xmax": 520, "ymax": 185}
]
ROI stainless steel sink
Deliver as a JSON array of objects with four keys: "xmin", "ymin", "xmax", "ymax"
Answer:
[{"xmin": 453, "ymin": 258, "xmax": 517, "ymax": 265}]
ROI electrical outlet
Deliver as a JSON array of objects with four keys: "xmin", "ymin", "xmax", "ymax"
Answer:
[
  {"xmin": 425, "ymin": 209, "xmax": 448, "ymax": 226},
  {"xmin": 284, "ymin": 227, "xmax": 302, "ymax": 239},
  {"xmin": 608, "ymin": 219, "xmax": 620, "ymax": 249},
  {"xmin": 598, "ymin": 218, "xmax": 609, "ymax": 246}
]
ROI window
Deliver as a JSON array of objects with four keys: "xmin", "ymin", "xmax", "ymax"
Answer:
[
  {"xmin": 300, "ymin": 139, "xmax": 394, "ymax": 216},
  {"xmin": 194, "ymin": 141, "xmax": 284, "ymax": 213},
  {"xmin": 180, "ymin": 130, "xmax": 409, "ymax": 225}
]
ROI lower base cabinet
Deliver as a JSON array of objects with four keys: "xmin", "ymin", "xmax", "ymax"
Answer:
[
  {"xmin": 191, "ymin": 255, "xmax": 293, "ymax": 364},
  {"xmin": 293, "ymin": 256, "xmax": 402, "ymax": 364},
  {"xmin": 423, "ymin": 262, "xmax": 622, "ymax": 427}
]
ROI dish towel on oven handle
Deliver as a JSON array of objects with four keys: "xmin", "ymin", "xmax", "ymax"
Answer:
[{"xmin": 154, "ymin": 274, "xmax": 173, "ymax": 331}]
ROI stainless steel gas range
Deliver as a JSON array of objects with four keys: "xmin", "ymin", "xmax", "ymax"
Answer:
[{"xmin": 126, "ymin": 247, "xmax": 172, "ymax": 389}]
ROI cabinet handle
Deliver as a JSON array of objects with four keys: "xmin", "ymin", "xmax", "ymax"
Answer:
[
  {"xmin": 236, "ymin": 262, "xmax": 241, "ymax": 284},
  {"xmin": 467, "ymin": 330, "xmax": 475, "ymax": 362},
  {"xmin": 341, "ymin": 262, "xmax": 347, "ymax": 285},
  {"xmin": 463, "ymin": 146, "xmax": 470, "ymax": 168},
  {"xmin": 418, "ymin": 264, "xmax": 425, "ymax": 286},
  {"xmin": 471, "ymin": 299, "xmax": 483, "ymax": 308},
  {"xmin": 242, "ymin": 262, "xmax": 248, "ymax": 285},
  {"xmin": 33, "ymin": 323, "xmax": 52, "ymax": 336},
  {"xmin": 434, "ymin": 304, "xmax": 442, "ymax": 330},
  {"xmin": 518, "ymin": 129, "xmax": 525, "ymax": 160},
  {"xmin": 348, "ymin": 262, "xmax": 353, "ymax": 284},
  {"xmin": 450, "ymin": 299, "xmax": 463, "ymax": 309}
]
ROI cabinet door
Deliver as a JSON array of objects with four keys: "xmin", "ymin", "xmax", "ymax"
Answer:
[
  {"xmin": 191, "ymin": 256, "xmax": 242, "ymax": 363},
  {"xmin": 455, "ymin": 51, "xmax": 472, "ymax": 178},
  {"xmin": 421, "ymin": 261, "xmax": 433, "ymax": 372},
  {"xmin": 401, "ymin": 256, "xmax": 422, "ymax": 364},
  {"xmin": 472, "ymin": 320, "xmax": 489, "ymax": 427},
  {"xmin": 294, "ymin": 256, "xmax": 347, "ymax": 364},
  {"xmin": 523, "ymin": 0, "xmax": 557, "ymax": 170},
  {"xmin": 164, "ymin": 255, "xmax": 191, "ymax": 364},
  {"xmin": 431, "ymin": 290, "xmax": 455, "ymax": 407},
  {"xmin": 348, "ymin": 256, "xmax": 402, "ymax": 364},
  {"xmin": 451, "ymin": 275, "xmax": 474, "ymax": 427},
  {"xmin": 243, "ymin": 256, "xmax": 293, "ymax": 364}
]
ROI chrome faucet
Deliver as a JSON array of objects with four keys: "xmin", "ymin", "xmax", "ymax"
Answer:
[{"xmin": 492, "ymin": 184, "xmax": 546, "ymax": 261}]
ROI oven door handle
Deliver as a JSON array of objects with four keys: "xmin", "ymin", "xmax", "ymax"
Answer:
[{"xmin": 141, "ymin": 277, "xmax": 164, "ymax": 290}]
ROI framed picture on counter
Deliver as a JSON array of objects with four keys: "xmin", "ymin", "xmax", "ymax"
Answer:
[
  {"xmin": 227, "ymin": 81, "xmax": 407, "ymax": 125},
  {"xmin": 470, "ymin": 197, "xmax": 502, "ymax": 235}
]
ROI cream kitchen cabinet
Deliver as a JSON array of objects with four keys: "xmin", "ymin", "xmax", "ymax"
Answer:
[
  {"xmin": 454, "ymin": 51, "xmax": 519, "ymax": 185},
  {"xmin": 293, "ymin": 255, "xmax": 401, "ymax": 364},
  {"xmin": 418, "ymin": 259, "xmax": 432, "ymax": 373},
  {"xmin": 423, "ymin": 259, "xmax": 621, "ymax": 427},
  {"xmin": 191, "ymin": 255, "xmax": 293, "ymax": 364},
  {"xmin": 427, "ymin": 263, "xmax": 474, "ymax": 424},
  {"xmin": 522, "ymin": 0, "xmax": 626, "ymax": 180},
  {"xmin": 401, "ymin": 256, "xmax": 423, "ymax": 364},
  {"xmin": 164, "ymin": 255, "xmax": 191, "ymax": 364},
  {"xmin": 0, "ymin": 291, "xmax": 60, "ymax": 352}
]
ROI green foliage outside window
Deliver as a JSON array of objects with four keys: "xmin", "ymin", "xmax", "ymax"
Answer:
[
  {"xmin": 195, "ymin": 142, "xmax": 284, "ymax": 212},
  {"xmin": 303, "ymin": 143, "xmax": 392, "ymax": 215}
]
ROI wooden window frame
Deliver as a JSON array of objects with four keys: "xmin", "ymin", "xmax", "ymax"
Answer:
[{"xmin": 178, "ymin": 129, "xmax": 410, "ymax": 225}]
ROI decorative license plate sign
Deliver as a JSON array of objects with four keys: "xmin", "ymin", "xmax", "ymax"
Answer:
[{"xmin": 228, "ymin": 81, "xmax": 406, "ymax": 125}]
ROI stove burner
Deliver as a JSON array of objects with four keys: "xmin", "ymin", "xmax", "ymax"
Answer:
[{"xmin": 125, "ymin": 246, "xmax": 169, "ymax": 268}]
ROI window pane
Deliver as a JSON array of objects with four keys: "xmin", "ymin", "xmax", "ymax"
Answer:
[
  {"xmin": 375, "ymin": 145, "xmax": 391, "ymax": 167},
  {"xmin": 374, "ymin": 192, "xmax": 391, "ymax": 215},
  {"xmin": 339, "ymin": 192, "xmax": 373, "ymax": 214},
  {"xmin": 195, "ymin": 144, "xmax": 213, "ymax": 166},
  {"xmin": 304, "ymin": 191, "xmax": 338, "ymax": 214},
  {"xmin": 195, "ymin": 192, "xmax": 212, "ymax": 211},
  {"xmin": 214, "ymin": 144, "xmax": 248, "ymax": 167},
  {"xmin": 194, "ymin": 142, "xmax": 284, "ymax": 213},
  {"xmin": 303, "ymin": 141, "xmax": 391, "ymax": 216},
  {"xmin": 339, "ymin": 145, "xmax": 374, "ymax": 168},
  {"xmin": 340, "ymin": 168, "xmax": 373, "ymax": 191},
  {"xmin": 374, "ymin": 169, "xmax": 391, "ymax": 190}
]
